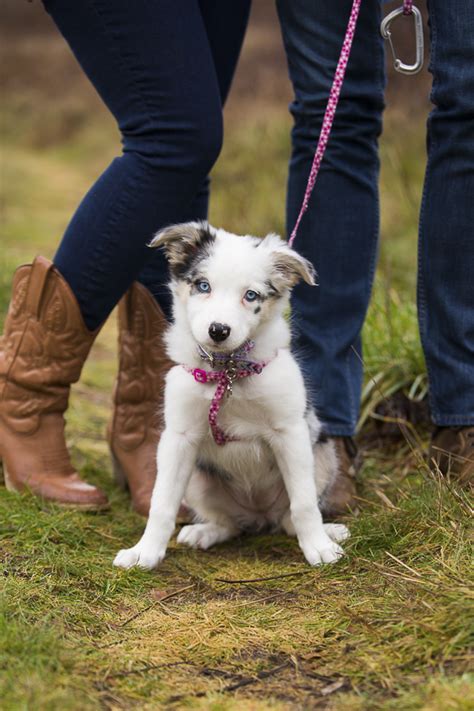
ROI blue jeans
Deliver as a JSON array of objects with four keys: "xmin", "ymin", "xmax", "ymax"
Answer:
[
  {"xmin": 42, "ymin": 0, "xmax": 251, "ymax": 329},
  {"xmin": 277, "ymin": 0, "xmax": 474, "ymax": 432}
]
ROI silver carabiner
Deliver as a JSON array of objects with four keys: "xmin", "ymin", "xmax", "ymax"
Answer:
[{"xmin": 380, "ymin": 5, "xmax": 424, "ymax": 75}]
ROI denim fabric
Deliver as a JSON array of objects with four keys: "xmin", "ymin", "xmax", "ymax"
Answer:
[
  {"xmin": 419, "ymin": 0, "xmax": 474, "ymax": 425},
  {"xmin": 43, "ymin": 0, "xmax": 251, "ymax": 329},
  {"xmin": 277, "ymin": 0, "xmax": 474, "ymax": 432}
]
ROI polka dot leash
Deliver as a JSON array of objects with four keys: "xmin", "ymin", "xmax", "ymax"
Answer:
[
  {"xmin": 288, "ymin": 0, "xmax": 362, "ymax": 248},
  {"xmin": 288, "ymin": 0, "xmax": 419, "ymax": 249},
  {"xmin": 183, "ymin": 341, "xmax": 270, "ymax": 446}
]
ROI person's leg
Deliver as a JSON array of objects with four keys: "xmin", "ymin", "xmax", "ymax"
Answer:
[
  {"xmin": 419, "ymin": 0, "xmax": 474, "ymax": 426},
  {"xmin": 276, "ymin": 0, "xmax": 385, "ymax": 436},
  {"xmin": 137, "ymin": 0, "xmax": 252, "ymax": 312},
  {"xmin": 43, "ymin": 0, "xmax": 235, "ymax": 330}
]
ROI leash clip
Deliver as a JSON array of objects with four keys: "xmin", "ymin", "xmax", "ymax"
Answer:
[
  {"xmin": 198, "ymin": 344, "xmax": 215, "ymax": 367},
  {"xmin": 380, "ymin": 4, "xmax": 424, "ymax": 75},
  {"xmin": 225, "ymin": 360, "xmax": 238, "ymax": 395}
]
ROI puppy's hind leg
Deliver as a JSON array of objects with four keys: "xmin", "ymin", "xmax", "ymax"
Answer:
[
  {"xmin": 323, "ymin": 523, "xmax": 350, "ymax": 543},
  {"xmin": 281, "ymin": 509, "xmax": 296, "ymax": 537},
  {"xmin": 177, "ymin": 521, "xmax": 239, "ymax": 550},
  {"xmin": 281, "ymin": 512, "xmax": 349, "ymax": 544},
  {"xmin": 179, "ymin": 467, "xmax": 242, "ymax": 550}
]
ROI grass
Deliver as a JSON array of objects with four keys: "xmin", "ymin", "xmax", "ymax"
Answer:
[
  {"xmin": 359, "ymin": 287, "xmax": 428, "ymax": 432},
  {"xmin": 1, "ymin": 449, "xmax": 473, "ymax": 709},
  {"xmin": 1, "ymin": 30, "xmax": 473, "ymax": 709}
]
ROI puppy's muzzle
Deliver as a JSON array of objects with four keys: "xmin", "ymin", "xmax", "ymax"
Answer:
[{"xmin": 209, "ymin": 322, "xmax": 231, "ymax": 343}]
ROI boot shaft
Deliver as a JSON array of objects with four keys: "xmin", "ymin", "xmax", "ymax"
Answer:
[
  {"xmin": 0, "ymin": 256, "xmax": 97, "ymax": 434},
  {"xmin": 108, "ymin": 282, "xmax": 173, "ymax": 516},
  {"xmin": 0, "ymin": 256, "xmax": 108, "ymax": 509},
  {"xmin": 112, "ymin": 282, "xmax": 172, "ymax": 451}
]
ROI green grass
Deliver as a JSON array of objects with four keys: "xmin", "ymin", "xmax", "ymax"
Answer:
[
  {"xmin": 1, "ymin": 454, "xmax": 473, "ymax": 709},
  {"xmin": 1, "ymin": 80, "xmax": 473, "ymax": 708}
]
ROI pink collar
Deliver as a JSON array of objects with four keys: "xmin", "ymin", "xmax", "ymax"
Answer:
[{"xmin": 183, "ymin": 341, "xmax": 270, "ymax": 445}]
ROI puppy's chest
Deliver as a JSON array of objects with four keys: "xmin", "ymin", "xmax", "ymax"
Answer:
[
  {"xmin": 199, "ymin": 395, "xmax": 280, "ymax": 489},
  {"xmin": 199, "ymin": 437, "xmax": 279, "ymax": 499},
  {"xmin": 213, "ymin": 392, "xmax": 272, "ymax": 438}
]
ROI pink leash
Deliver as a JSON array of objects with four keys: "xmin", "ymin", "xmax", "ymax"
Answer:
[
  {"xmin": 288, "ymin": 0, "xmax": 416, "ymax": 248},
  {"xmin": 187, "ymin": 1, "xmax": 418, "ymax": 445},
  {"xmin": 186, "ymin": 364, "xmax": 266, "ymax": 445},
  {"xmin": 184, "ymin": 341, "xmax": 269, "ymax": 446},
  {"xmin": 288, "ymin": 0, "xmax": 362, "ymax": 248}
]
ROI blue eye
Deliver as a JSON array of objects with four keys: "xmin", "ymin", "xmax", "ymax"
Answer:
[
  {"xmin": 196, "ymin": 280, "xmax": 210, "ymax": 293},
  {"xmin": 244, "ymin": 290, "xmax": 259, "ymax": 302}
]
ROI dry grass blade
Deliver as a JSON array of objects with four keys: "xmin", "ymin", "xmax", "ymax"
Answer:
[
  {"xmin": 384, "ymin": 551, "xmax": 423, "ymax": 577},
  {"xmin": 104, "ymin": 661, "xmax": 192, "ymax": 681},
  {"xmin": 214, "ymin": 571, "xmax": 308, "ymax": 584}
]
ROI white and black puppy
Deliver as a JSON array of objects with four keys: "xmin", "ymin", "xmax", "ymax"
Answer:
[{"xmin": 114, "ymin": 222, "xmax": 349, "ymax": 570}]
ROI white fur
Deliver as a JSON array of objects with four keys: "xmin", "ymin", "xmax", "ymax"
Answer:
[{"xmin": 114, "ymin": 225, "xmax": 349, "ymax": 570}]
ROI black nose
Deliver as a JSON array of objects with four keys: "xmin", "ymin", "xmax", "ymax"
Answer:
[{"xmin": 209, "ymin": 322, "xmax": 231, "ymax": 343}]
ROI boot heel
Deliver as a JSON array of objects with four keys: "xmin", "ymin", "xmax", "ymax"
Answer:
[
  {"xmin": 2, "ymin": 463, "xmax": 15, "ymax": 492},
  {"xmin": 0, "ymin": 459, "xmax": 12, "ymax": 490},
  {"xmin": 110, "ymin": 450, "xmax": 129, "ymax": 491}
]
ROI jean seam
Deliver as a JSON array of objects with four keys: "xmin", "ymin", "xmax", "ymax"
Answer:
[
  {"xmin": 426, "ymin": 0, "xmax": 440, "ymax": 150},
  {"xmin": 344, "ymin": 350, "xmax": 357, "ymax": 432},
  {"xmin": 418, "ymin": 169, "xmax": 438, "ymax": 421},
  {"xmin": 432, "ymin": 414, "xmax": 474, "ymax": 426},
  {"xmin": 418, "ymin": 0, "xmax": 442, "ymax": 422}
]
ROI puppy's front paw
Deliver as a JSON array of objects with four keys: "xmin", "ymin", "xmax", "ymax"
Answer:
[
  {"xmin": 300, "ymin": 534, "xmax": 344, "ymax": 566},
  {"xmin": 113, "ymin": 542, "xmax": 166, "ymax": 570}
]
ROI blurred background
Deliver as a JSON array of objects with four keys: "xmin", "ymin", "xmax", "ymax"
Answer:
[
  {"xmin": 5, "ymin": 9, "xmax": 474, "ymax": 709},
  {"xmin": 0, "ymin": 0, "xmax": 433, "ymax": 429}
]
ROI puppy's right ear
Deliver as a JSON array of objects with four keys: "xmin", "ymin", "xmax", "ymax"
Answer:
[{"xmin": 149, "ymin": 221, "xmax": 215, "ymax": 276}]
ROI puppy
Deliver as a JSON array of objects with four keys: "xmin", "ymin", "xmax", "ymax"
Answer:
[{"xmin": 114, "ymin": 222, "xmax": 349, "ymax": 570}]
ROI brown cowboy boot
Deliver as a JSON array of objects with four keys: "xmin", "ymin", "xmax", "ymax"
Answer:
[
  {"xmin": 430, "ymin": 426, "xmax": 474, "ymax": 487},
  {"xmin": 0, "ymin": 256, "xmax": 108, "ymax": 509},
  {"xmin": 322, "ymin": 436, "xmax": 359, "ymax": 519},
  {"xmin": 108, "ymin": 282, "xmax": 174, "ymax": 517}
]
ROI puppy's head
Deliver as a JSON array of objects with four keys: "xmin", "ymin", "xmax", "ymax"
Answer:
[{"xmin": 150, "ymin": 221, "xmax": 315, "ymax": 353}]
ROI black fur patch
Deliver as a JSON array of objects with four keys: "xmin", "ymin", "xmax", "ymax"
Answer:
[
  {"xmin": 254, "ymin": 306, "xmax": 261, "ymax": 314},
  {"xmin": 264, "ymin": 280, "xmax": 280, "ymax": 299},
  {"xmin": 197, "ymin": 458, "xmax": 232, "ymax": 482},
  {"xmin": 174, "ymin": 226, "xmax": 215, "ymax": 280},
  {"xmin": 317, "ymin": 430, "xmax": 329, "ymax": 444}
]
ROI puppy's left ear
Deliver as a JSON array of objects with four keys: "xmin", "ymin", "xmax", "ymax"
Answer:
[
  {"xmin": 149, "ymin": 221, "xmax": 215, "ymax": 276},
  {"xmin": 271, "ymin": 246, "xmax": 317, "ymax": 289}
]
